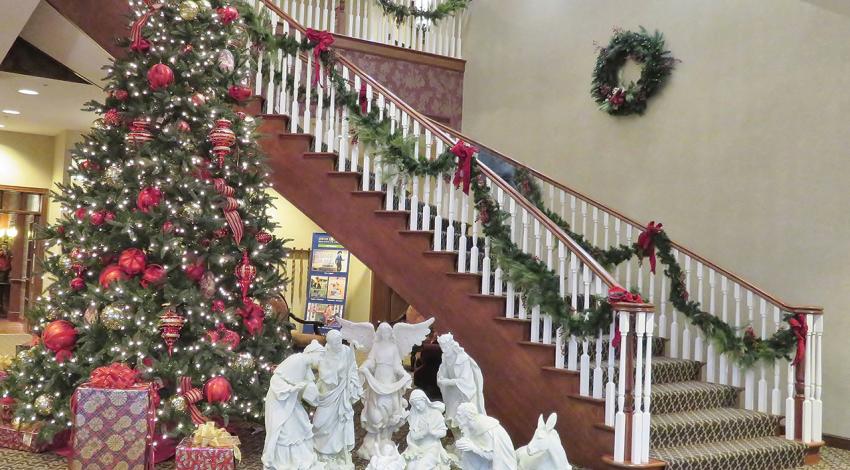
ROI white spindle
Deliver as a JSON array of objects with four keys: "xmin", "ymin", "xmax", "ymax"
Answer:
[
  {"xmin": 744, "ymin": 291, "xmax": 755, "ymax": 410},
  {"xmin": 732, "ymin": 283, "xmax": 742, "ymax": 387},
  {"xmin": 605, "ymin": 313, "xmax": 616, "ymax": 426},
  {"xmin": 719, "ymin": 276, "xmax": 729, "ymax": 385},
  {"xmin": 457, "ymin": 186, "xmax": 469, "ymax": 273},
  {"xmin": 813, "ymin": 314, "xmax": 823, "ymax": 442},
  {"xmin": 682, "ymin": 255, "xmax": 692, "ymax": 360},
  {"xmin": 772, "ymin": 306, "xmax": 782, "ymax": 415},
  {"xmin": 613, "ymin": 311, "xmax": 630, "ymax": 463},
  {"xmin": 631, "ymin": 312, "xmax": 645, "ymax": 464},
  {"xmin": 641, "ymin": 312, "xmax": 655, "ymax": 464},
  {"xmin": 785, "ymin": 362, "xmax": 796, "ymax": 440},
  {"xmin": 409, "ymin": 122, "xmax": 421, "ymax": 230},
  {"xmin": 706, "ymin": 269, "xmax": 716, "ymax": 383},
  {"xmin": 567, "ymin": 254, "xmax": 578, "ymax": 370},
  {"xmin": 694, "ymin": 262, "xmax": 704, "ymax": 363},
  {"xmin": 432, "ymin": 140, "xmax": 444, "ymax": 251},
  {"xmin": 542, "ymin": 231, "xmax": 554, "ymax": 343},
  {"xmin": 313, "ymin": 62, "xmax": 325, "ymax": 151},
  {"xmin": 758, "ymin": 299, "xmax": 768, "ymax": 413},
  {"xmin": 803, "ymin": 313, "xmax": 814, "ymax": 442},
  {"xmin": 669, "ymin": 250, "xmax": 680, "ymax": 358},
  {"xmin": 493, "ymin": 187, "xmax": 504, "ymax": 297},
  {"xmin": 445, "ymin": 164, "xmax": 457, "ymax": 252},
  {"xmin": 579, "ymin": 265, "xmax": 591, "ymax": 396}
]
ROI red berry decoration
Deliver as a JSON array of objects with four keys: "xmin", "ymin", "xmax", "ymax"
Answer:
[
  {"xmin": 74, "ymin": 207, "xmax": 89, "ymax": 221},
  {"xmin": 184, "ymin": 259, "xmax": 206, "ymax": 282},
  {"xmin": 99, "ymin": 264, "xmax": 129, "ymax": 289},
  {"xmin": 103, "ymin": 108, "xmax": 122, "ymax": 126},
  {"xmin": 204, "ymin": 376, "xmax": 232, "ymax": 403},
  {"xmin": 255, "ymin": 231, "xmax": 272, "ymax": 244},
  {"xmin": 212, "ymin": 300, "xmax": 226, "ymax": 313},
  {"xmin": 227, "ymin": 85, "xmax": 251, "ymax": 102},
  {"xmin": 212, "ymin": 227, "xmax": 229, "ymax": 239},
  {"xmin": 208, "ymin": 119, "xmax": 236, "ymax": 167},
  {"xmin": 162, "ymin": 220, "xmax": 175, "ymax": 234},
  {"xmin": 217, "ymin": 6, "xmax": 239, "ymax": 24},
  {"xmin": 136, "ymin": 186, "xmax": 163, "ymax": 213},
  {"xmin": 118, "ymin": 248, "xmax": 147, "ymax": 275},
  {"xmin": 140, "ymin": 264, "xmax": 166, "ymax": 288},
  {"xmin": 147, "ymin": 63, "xmax": 174, "ymax": 91},
  {"xmin": 43, "ymin": 320, "xmax": 77, "ymax": 358},
  {"xmin": 80, "ymin": 160, "xmax": 101, "ymax": 172},
  {"xmin": 70, "ymin": 277, "xmax": 86, "ymax": 291},
  {"xmin": 177, "ymin": 120, "xmax": 191, "ymax": 133},
  {"xmin": 113, "ymin": 89, "xmax": 129, "ymax": 101}
]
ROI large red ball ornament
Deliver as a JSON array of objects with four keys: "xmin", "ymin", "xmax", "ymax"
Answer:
[
  {"xmin": 147, "ymin": 63, "xmax": 175, "ymax": 91},
  {"xmin": 137, "ymin": 186, "xmax": 163, "ymax": 213},
  {"xmin": 99, "ymin": 264, "xmax": 129, "ymax": 289},
  {"xmin": 42, "ymin": 320, "xmax": 77, "ymax": 353},
  {"xmin": 227, "ymin": 85, "xmax": 251, "ymax": 102},
  {"xmin": 217, "ymin": 6, "xmax": 239, "ymax": 24},
  {"xmin": 74, "ymin": 207, "xmax": 89, "ymax": 221},
  {"xmin": 70, "ymin": 277, "xmax": 86, "ymax": 291},
  {"xmin": 204, "ymin": 376, "xmax": 232, "ymax": 403},
  {"xmin": 118, "ymin": 248, "xmax": 147, "ymax": 275}
]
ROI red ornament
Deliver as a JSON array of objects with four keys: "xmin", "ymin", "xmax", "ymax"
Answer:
[
  {"xmin": 131, "ymin": 38, "xmax": 151, "ymax": 53},
  {"xmin": 234, "ymin": 251, "xmax": 257, "ymax": 303},
  {"xmin": 0, "ymin": 397, "xmax": 16, "ymax": 422},
  {"xmin": 181, "ymin": 43, "xmax": 194, "ymax": 55},
  {"xmin": 177, "ymin": 120, "xmax": 191, "ymax": 133},
  {"xmin": 206, "ymin": 324, "xmax": 241, "ymax": 350},
  {"xmin": 74, "ymin": 207, "xmax": 89, "ymax": 221},
  {"xmin": 204, "ymin": 376, "xmax": 232, "ymax": 403},
  {"xmin": 103, "ymin": 108, "xmax": 122, "ymax": 126},
  {"xmin": 212, "ymin": 227, "xmax": 229, "ymax": 239},
  {"xmin": 184, "ymin": 259, "xmax": 206, "ymax": 282},
  {"xmin": 56, "ymin": 226, "xmax": 65, "ymax": 236},
  {"xmin": 136, "ymin": 186, "xmax": 163, "ymax": 213},
  {"xmin": 55, "ymin": 349, "xmax": 74, "ymax": 363},
  {"xmin": 162, "ymin": 220, "xmax": 175, "ymax": 234},
  {"xmin": 236, "ymin": 299, "xmax": 264, "ymax": 336},
  {"xmin": 80, "ymin": 160, "xmax": 101, "ymax": 172},
  {"xmin": 99, "ymin": 264, "xmax": 129, "ymax": 289},
  {"xmin": 212, "ymin": 300, "xmax": 226, "ymax": 313},
  {"xmin": 140, "ymin": 264, "xmax": 166, "ymax": 288},
  {"xmin": 70, "ymin": 277, "xmax": 86, "ymax": 291},
  {"xmin": 113, "ymin": 89, "xmax": 129, "ymax": 101},
  {"xmin": 126, "ymin": 119, "xmax": 154, "ymax": 144},
  {"xmin": 158, "ymin": 306, "xmax": 186, "ymax": 357},
  {"xmin": 89, "ymin": 211, "xmax": 106, "ymax": 226},
  {"xmin": 191, "ymin": 92, "xmax": 207, "ymax": 107},
  {"xmin": 147, "ymin": 63, "xmax": 174, "ymax": 91},
  {"xmin": 43, "ymin": 320, "xmax": 77, "ymax": 355},
  {"xmin": 255, "ymin": 231, "xmax": 272, "ymax": 244},
  {"xmin": 103, "ymin": 211, "xmax": 116, "ymax": 223},
  {"xmin": 118, "ymin": 248, "xmax": 147, "ymax": 275},
  {"xmin": 216, "ymin": 6, "xmax": 239, "ymax": 24},
  {"xmin": 227, "ymin": 85, "xmax": 251, "ymax": 102},
  {"xmin": 207, "ymin": 119, "xmax": 237, "ymax": 167}
]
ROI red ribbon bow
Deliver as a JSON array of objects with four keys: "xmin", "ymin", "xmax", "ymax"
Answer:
[
  {"xmin": 212, "ymin": 178, "xmax": 244, "ymax": 246},
  {"xmin": 636, "ymin": 221, "xmax": 663, "ymax": 274},
  {"xmin": 359, "ymin": 83, "xmax": 368, "ymax": 115},
  {"xmin": 305, "ymin": 28, "xmax": 334, "ymax": 87},
  {"xmin": 130, "ymin": 1, "xmax": 163, "ymax": 53},
  {"xmin": 789, "ymin": 313, "xmax": 808, "ymax": 367},
  {"xmin": 237, "ymin": 299, "xmax": 265, "ymax": 336},
  {"xmin": 607, "ymin": 286, "xmax": 645, "ymax": 348},
  {"xmin": 88, "ymin": 363, "xmax": 141, "ymax": 388},
  {"xmin": 451, "ymin": 140, "xmax": 477, "ymax": 195},
  {"xmin": 179, "ymin": 376, "xmax": 207, "ymax": 425}
]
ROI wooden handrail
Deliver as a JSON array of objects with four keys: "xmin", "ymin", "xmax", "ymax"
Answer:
[
  {"xmin": 430, "ymin": 120, "xmax": 822, "ymax": 315},
  {"xmin": 260, "ymin": 0, "xmax": 623, "ymax": 290}
]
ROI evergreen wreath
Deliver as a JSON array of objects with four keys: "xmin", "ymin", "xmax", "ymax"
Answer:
[{"xmin": 591, "ymin": 27, "xmax": 677, "ymax": 116}]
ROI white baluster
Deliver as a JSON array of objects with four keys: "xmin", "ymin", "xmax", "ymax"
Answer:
[
  {"xmin": 786, "ymin": 361, "xmax": 796, "ymax": 440},
  {"xmin": 605, "ymin": 312, "xmax": 616, "ymax": 426},
  {"xmin": 529, "ymin": 219, "xmax": 542, "ymax": 340},
  {"xmin": 542, "ymin": 231, "xmax": 554, "ymax": 344},
  {"xmin": 803, "ymin": 313, "xmax": 814, "ymax": 442},
  {"xmin": 579, "ymin": 265, "xmax": 591, "ymax": 396},
  {"xmin": 613, "ymin": 311, "xmax": 630, "ymax": 463},
  {"xmin": 289, "ymin": 28, "xmax": 303, "ymax": 132},
  {"xmin": 641, "ymin": 312, "xmax": 655, "ymax": 464},
  {"xmin": 631, "ymin": 312, "xmax": 645, "ymax": 464},
  {"xmin": 555, "ymin": 326, "xmax": 566, "ymax": 369},
  {"xmin": 758, "ymin": 298, "xmax": 768, "ymax": 413},
  {"xmin": 744, "ymin": 291, "xmax": 755, "ymax": 410},
  {"xmin": 373, "ymin": 95, "xmax": 385, "ymax": 189},
  {"xmin": 593, "ymin": 330, "xmax": 604, "ymax": 399},
  {"xmin": 303, "ymin": 52, "xmax": 313, "ymax": 135},
  {"xmin": 567, "ymin": 254, "xmax": 578, "ymax": 371},
  {"xmin": 384, "ymin": 104, "xmax": 397, "ymax": 207},
  {"xmin": 469, "ymin": 211, "xmax": 480, "ymax": 274},
  {"xmin": 772, "ymin": 306, "xmax": 782, "ymax": 415},
  {"xmin": 480, "ymin": 234, "xmax": 490, "ymax": 294},
  {"xmin": 719, "ymin": 276, "xmax": 729, "ymax": 385},
  {"xmin": 445, "ymin": 164, "xmax": 457, "ymax": 252},
  {"xmin": 681, "ymin": 255, "xmax": 692, "ymax": 360},
  {"xmin": 706, "ymin": 270, "xmax": 716, "ymax": 383},
  {"xmin": 813, "ymin": 314, "xmax": 823, "ymax": 442},
  {"xmin": 658, "ymin": 264, "xmax": 667, "ymax": 339},
  {"xmin": 409, "ymin": 122, "xmax": 421, "ymax": 230},
  {"xmin": 493, "ymin": 187, "xmax": 504, "ymax": 297},
  {"xmin": 313, "ymin": 62, "xmax": 325, "ymax": 151},
  {"xmin": 504, "ymin": 197, "xmax": 516, "ymax": 318},
  {"xmin": 669, "ymin": 250, "xmax": 680, "ymax": 358},
  {"xmin": 517, "ymin": 208, "xmax": 529, "ymax": 321},
  {"xmin": 457, "ymin": 187, "xmax": 469, "ymax": 273},
  {"xmin": 432, "ymin": 139, "xmax": 444, "ymax": 251},
  {"xmin": 694, "ymin": 262, "xmax": 704, "ymax": 363},
  {"xmin": 325, "ymin": 66, "xmax": 336, "ymax": 151},
  {"xmin": 731, "ymin": 283, "xmax": 742, "ymax": 387}
]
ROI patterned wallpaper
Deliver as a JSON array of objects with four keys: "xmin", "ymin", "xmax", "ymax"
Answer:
[{"xmin": 339, "ymin": 49, "xmax": 464, "ymax": 129}]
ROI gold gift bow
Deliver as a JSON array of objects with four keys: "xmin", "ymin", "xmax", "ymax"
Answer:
[
  {"xmin": 0, "ymin": 354, "xmax": 14, "ymax": 371},
  {"xmin": 191, "ymin": 422, "xmax": 241, "ymax": 462}
]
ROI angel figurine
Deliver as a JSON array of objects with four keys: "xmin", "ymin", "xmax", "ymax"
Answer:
[{"xmin": 339, "ymin": 317, "xmax": 435, "ymax": 460}]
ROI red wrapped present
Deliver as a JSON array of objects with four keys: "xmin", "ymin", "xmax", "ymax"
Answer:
[
  {"xmin": 175, "ymin": 422, "xmax": 240, "ymax": 470},
  {"xmin": 70, "ymin": 363, "xmax": 156, "ymax": 470},
  {"xmin": 0, "ymin": 421, "xmax": 50, "ymax": 452}
]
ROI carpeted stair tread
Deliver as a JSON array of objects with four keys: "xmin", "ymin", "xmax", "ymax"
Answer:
[
  {"xmin": 651, "ymin": 407, "xmax": 780, "ymax": 448},
  {"xmin": 651, "ymin": 381, "xmax": 739, "ymax": 414},
  {"xmin": 601, "ymin": 357, "xmax": 703, "ymax": 386},
  {"xmin": 650, "ymin": 436, "xmax": 807, "ymax": 470}
]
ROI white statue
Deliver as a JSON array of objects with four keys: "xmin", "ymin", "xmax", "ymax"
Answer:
[
  {"xmin": 516, "ymin": 414, "xmax": 571, "ymax": 470},
  {"xmin": 455, "ymin": 402, "xmax": 517, "ymax": 470},
  {"xmin": 339, "ymin": 317, "xmax": 435, "ymax": 460},
  {"xmin": 262, "ymin": 340, "xmax": 327, "ymax": 470},
  {"xmin": 437, "ymin": 333, "xmax": 485, "ymax": 427},
  {"xmin": 365, "ymin": 443, "xmax": 406, "ymax": 470},
  {"xmin": 402, "ymin": 389, "xmax": 452, "ymax": 470},
  {"xmin": 312, "ymin": 330, "xmax": 362, "ymax": 469}
]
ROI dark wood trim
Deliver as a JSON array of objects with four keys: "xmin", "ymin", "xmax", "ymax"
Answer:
[
  {"xmin": 823, "ymin": 433, "xmax": 850, "ymax": 450},
  {"xmin": 331, "ymin": 34, "xmax": 466, "ymax": 73},
  {"xmin": 0, "ymin": 185, "xmax": 49, "ymax": 195}
]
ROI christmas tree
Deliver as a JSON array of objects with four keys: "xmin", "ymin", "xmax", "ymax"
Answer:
[{"xmin": 1, "ymin": 0, "xmax": 293, "ymax": 442}]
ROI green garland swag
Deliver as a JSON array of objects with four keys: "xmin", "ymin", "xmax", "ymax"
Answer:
[
  {"xmin": 591, "ymin": 27, "xmax": 677, "ymax": 116},
  {"xmin": 376, "ymin": 0, "xmax": 470, "ymax": 26},
  {"xmin": 254, "ymin": 25, "xmax": 797, "ymax": 367}
]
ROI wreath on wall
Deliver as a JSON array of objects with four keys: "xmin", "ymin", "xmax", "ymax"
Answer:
[{"xmin": 591, "ymin": 27, "xmax": 678, "ymax": 116}]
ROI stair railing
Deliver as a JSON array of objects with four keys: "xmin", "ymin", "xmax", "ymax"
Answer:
[
  {"xmin": 251, "ymin": 0, "xmax": 655, "ymax": 463},
  {"xmin": 265, "ymin": 0, "xmax": 465, "ymax": 58},
  {"xmin": 432, "ymin": 121, "xmax": 825, "ymax": 448}
]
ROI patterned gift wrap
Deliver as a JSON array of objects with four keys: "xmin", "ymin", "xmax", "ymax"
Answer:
[
  {"xmin": 175, "ymin": 436, "xmax": 236, "ymax": 470},
  {"xmin": 69, "ymin": 383, "xmax": 156, "ymax": 470},
  {"xmin": 0, "ymin": 423, "xmax": 49, "ymax": 453}
]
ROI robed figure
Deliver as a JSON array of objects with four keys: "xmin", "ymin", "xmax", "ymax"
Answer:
[
  {"xmin": 312, "ymin": 330, "xmax": 362, "ymax": 469},
  {"xmin": 339, "ymin": 317, "xmax": 435, "ymax": 460},
  {"xmin": 454, "ymin": 402, "xmax": 517, "ymax": 470},
  {"xmin": 262, "ymin": 341, "xmax": 326, "ymax": 470},
  {"xmin": 436, "ymin": 333, "xmax": 485, "ymax": 427},
  {"xmin": 402, "ymin": 389, "xmax": 452, "ymax": 470}
]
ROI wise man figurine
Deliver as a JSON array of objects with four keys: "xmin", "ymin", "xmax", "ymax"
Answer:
[
  {"xmin": 454, "ymin": 402, "xmax": 517, "ymax": 470},
  {"xmin": 436, "ymin": 333, "xmax": 485, "ymax": 427},
  {"xmin": 312, "ymin": 329, "xmax": 362, "ymax": 469},
  {"xmin": 262, "ymin": 340, "xmax": 326, "ymax": 470}
]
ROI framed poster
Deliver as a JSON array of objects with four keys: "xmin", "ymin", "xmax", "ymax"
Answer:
[{"xmin": 303, "ymin": 233, "xmax": 350, "ymax": 333}]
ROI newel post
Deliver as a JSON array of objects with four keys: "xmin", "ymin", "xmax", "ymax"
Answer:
[{"xmin": 789, "ymin": 307, "xmax": 824, "ymax": 446}]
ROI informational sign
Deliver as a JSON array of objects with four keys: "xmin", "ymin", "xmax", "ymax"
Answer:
[{"xmin": 304, "ymin": 233, "xmax": 350, "ymax": 334}]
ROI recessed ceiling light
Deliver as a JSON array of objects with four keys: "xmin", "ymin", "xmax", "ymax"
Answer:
[
  {"xmin": 0, "ymin": 124, "xmax": 5, "ymax": 128},
  {"xmin": 2, "ymin": 110, "xmax": 20, "ymax": 115},
  {"xmin": 17, "ymin": 89, "xmax": 39, "ymax": 95}
]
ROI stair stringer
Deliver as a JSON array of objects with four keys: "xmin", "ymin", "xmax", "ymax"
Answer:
[{"xmin": 259, "ymin": 129, "xmax": 618, "ymax": 469}]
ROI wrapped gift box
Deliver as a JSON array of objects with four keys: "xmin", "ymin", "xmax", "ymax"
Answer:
[
  {"xmin": 175, "ymin": 436, "xmax": 237, "ymax": 470},
  {"xmin": 69, "ymin": 383, "xmax": 156, "ymax": 470},
  {"xmin": 0, "ymin": 422, "xmax": 50, "ymax": 453}
]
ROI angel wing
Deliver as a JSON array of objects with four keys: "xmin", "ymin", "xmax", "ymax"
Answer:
[
  {"xmin": 338, "ymin": 318, "xmax": 376, "ymax": 351},
  {"xmin": 392, "ymin": 317, "xmax": 435, "ymax": 358}
]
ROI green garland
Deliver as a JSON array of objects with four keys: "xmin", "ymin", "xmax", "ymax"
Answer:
[
  {"xmin": 591, "ymin": 27, "xmax": 677, "ymax": 116},
  {"xmin": 376, "ymin": 0, "xmax": 470, "ymax": 26}
]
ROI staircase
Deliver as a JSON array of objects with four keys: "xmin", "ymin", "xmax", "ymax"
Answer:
[{"xmin": 244, "ymin": 1, "xmax": 825, "ymax": 468}]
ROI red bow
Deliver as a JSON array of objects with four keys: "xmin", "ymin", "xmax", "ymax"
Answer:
[
  {"xmin": 130, "ymin": 1, "xmax": 163, "ymax": 53},
  {"xmin": 88, "ymin": 363, "xmax": 141, "ymax": 388},
  {"xmin": 636, "ymin": 221, "xmax": 663, "ymax": 274},
  {"xmin": 237, "ymin": 299, "xmax": 265, "ymax": 336},
  {"xmin": 179, "ymin": 376, "xmax": 207, "ymax": 425},
  {"xmin": 608, "ymin": 286, "xmax": 644, "ymax": 348},
  {"xmin": 306, "ymin": 28, "xmax": 334, "ymax": 87},
  {"xmin": 212, "ymin": 178, "xmax": 244, "ymax": 245},
  {"xmin": 789, "ymin": 313, "xmax": 808, "ymax": 367},
  {"xmin": 359, "ymin": 83, "xmax": 368, "ymax": 114},
  {"xmin": 451, "ymin": 141, "xmax": 477, "ymax": 195}
]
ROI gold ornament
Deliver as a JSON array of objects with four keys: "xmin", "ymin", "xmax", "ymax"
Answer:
[
  {"xmin": 100, "ymin": 304, "xmax": 126, "ymax": 330},
  {"xmin": 170, "ymin": 395, "xmax": 187, "ymax": 412},
  {"xmin": 83, "ymin": 305, "xmax": 99, "ymax": 324},
  {"xmin": 104, "ymin": 163, "xmax": 122, "ymax": 186},
  {"xmin": 181, "ymin": 204, "xmax": 202, "ymax": 222},
  {"xmin": 58, "ymin": 255, "xmax": 73, "ymax": 271},
  {"xmin": 228, "ymin": 24, "xmax": 249, "ymax": 49},
  {"xmin": 179, "ymin": 1, "xmax": 200, "ymax": 20},
  {"xmin": 16, "ymin": 349, "xmax": 31, "ymax": 362},
  {"xmin": 34, "ymin": 394, "xmax": 54, "ymax": 416},
  {"xmin": 233, "ymin": 352, "xmax": 255, "ymax": 371},
  {"xmin": 198, "ymin": 0, "xmax": 212, "ymax": 9},
  {"xmin": 45, "ymin": 306, "xmax": 60, "ymax": 321}
]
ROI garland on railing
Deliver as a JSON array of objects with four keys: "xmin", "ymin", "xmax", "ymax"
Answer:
[{"xmin": 375, "ymin": 0, "xmax": 471, "ymax": 26}]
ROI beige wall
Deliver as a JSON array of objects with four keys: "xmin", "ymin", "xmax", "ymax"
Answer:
[
  {"xmin": 461, "ymin": 1, "xmax": 850, "ymax": 436},
  {"xmin": 0, "ymin": 131, "xmax": 56, "ymax": 190}
]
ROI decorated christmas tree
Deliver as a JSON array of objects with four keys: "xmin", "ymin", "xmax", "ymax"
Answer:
[{"xmin": 1, "ymin": 0, "xmax": 293, "ymax": 442}]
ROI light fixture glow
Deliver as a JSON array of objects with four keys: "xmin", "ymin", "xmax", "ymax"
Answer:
[
  {"xmin": 0, "ymin": 124, "xmax": 5, "ymax": 128},
  {"xmin": 5, "ymin": 227, "xmax": 17, "ymax": 239},
  {"xmin": 2, "ymin": 110, "xmax": 20, "ymax": 115},
  {"xmin": 17, "ymin": 89, "xmax": 39, "ymax": 96}
]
